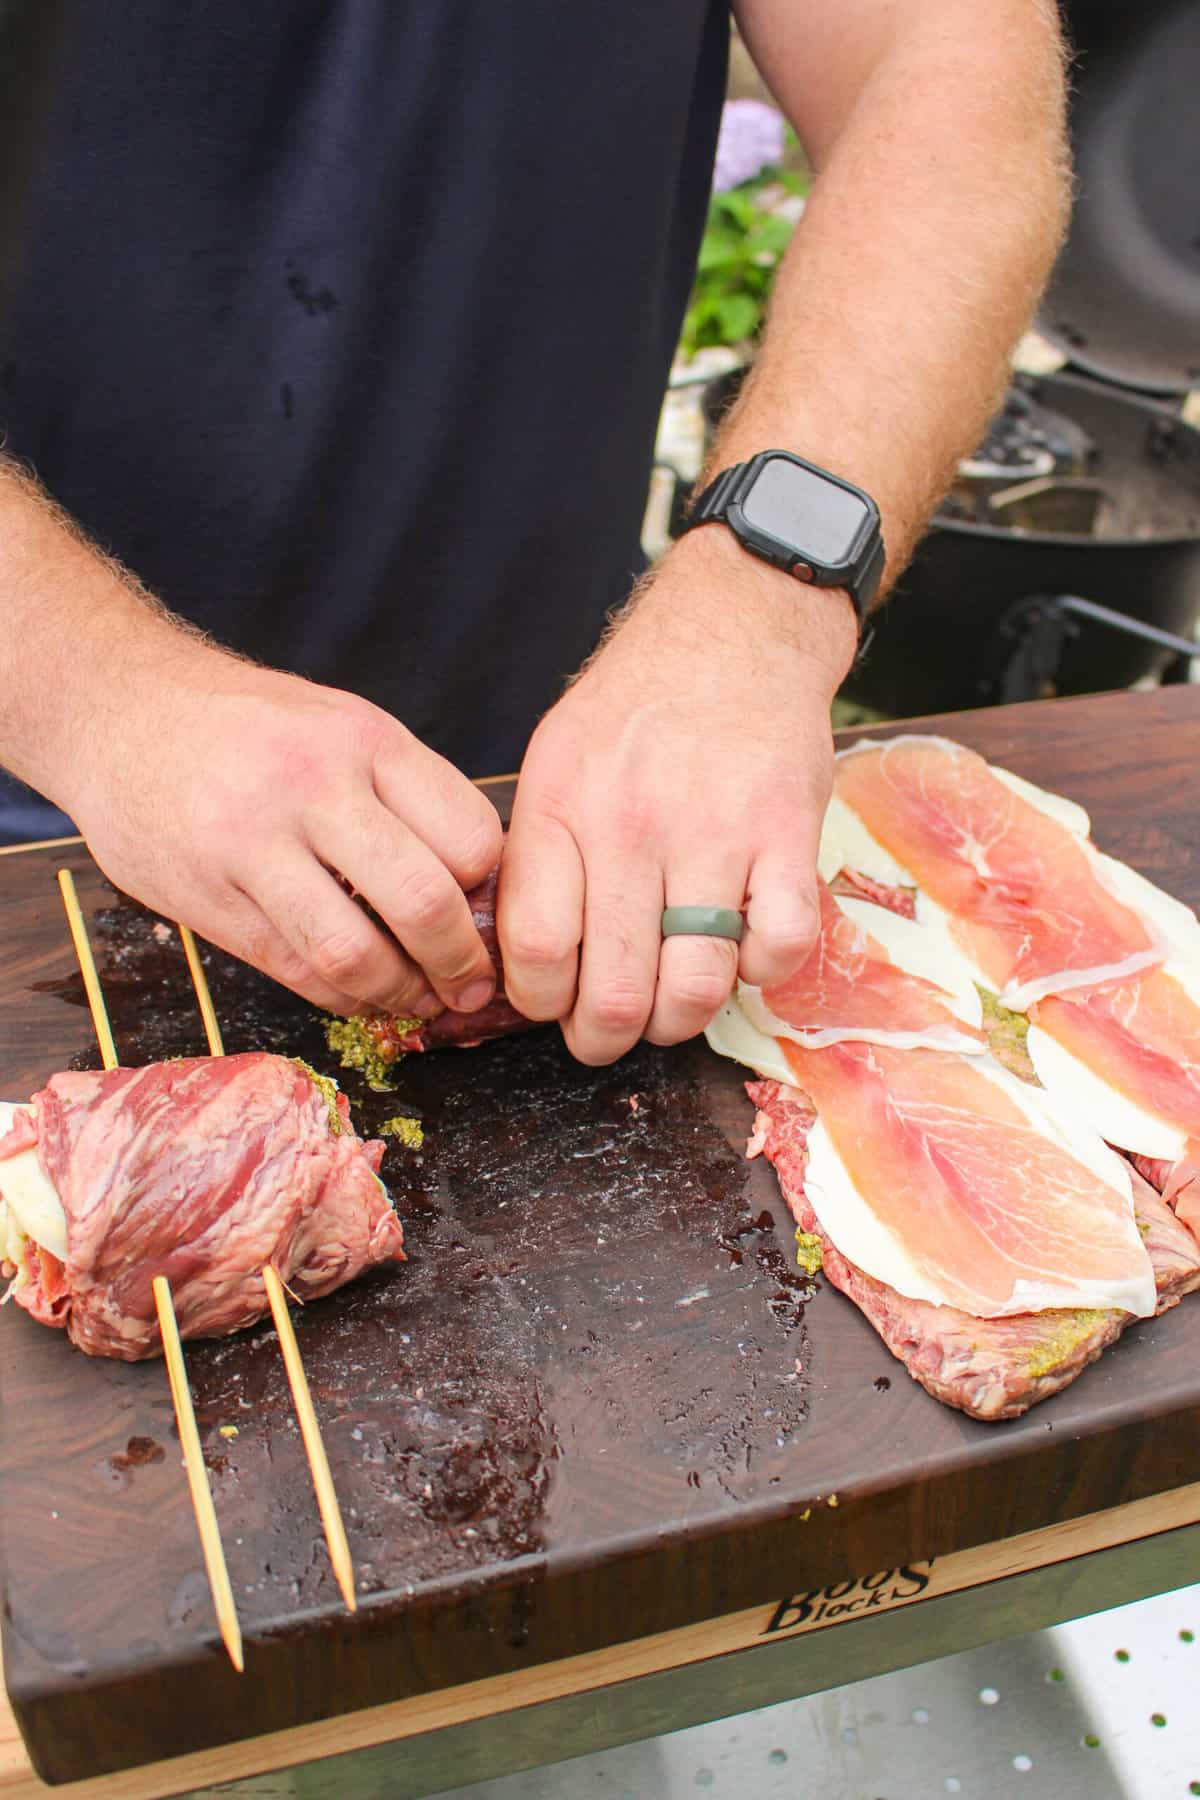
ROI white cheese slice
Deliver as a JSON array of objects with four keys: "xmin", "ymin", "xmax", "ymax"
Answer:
[
  {"xmin": 0, "ymin": 1102, "xmax": 67, "ymax": 1260},
  {"xmin": 704, "ymin": 998, "xmax": 798, "ymax": 1087},
  {"xmin": 833, "ymin": 896, "xmax": 983, "ymax": 1032},
  {"xmin": 1025, "ymin": 956, "xmax": 1200, "ymax": 1163},
  {"xmin": 817, "ymin": 791, "xmax": 914, "ymax": 887},
  {"xmin": 990, "ymin": 763, "xmax": 1091, "ymax": 838},
  {"xmin": 1089, "ymin": 849, "xmax": 1200, "ymax": 965},
  {"xmin": 1026, "ymin": 1022, "xmax": 1185, "ymax": 1163}
]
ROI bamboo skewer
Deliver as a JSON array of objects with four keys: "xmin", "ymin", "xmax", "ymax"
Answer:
[
  {"xmin": 179, "ymin": 924, "xmax": 225, "ymax": 1056},
  {"xmin": 55, "ymin": 870, "xmax": 244, "ymax": 1672},
  {"xmin": 56, "ymin": 869, "xmax": 118, "ymax": 1072},
  {"xmin": 153, "ymin": 1277, "xmax": 245, "ymax": 1672},
  {"xmin": 262, "ymin": 1265, "xmax": 358, "ymax": 1611},
  {"xmin": 179, "ymin": 926, "xmax": 358, "ymax": 1611}
]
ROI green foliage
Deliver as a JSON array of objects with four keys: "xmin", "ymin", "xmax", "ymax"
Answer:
[{"xmin": 681, "ymin": 160, "xmax": 807, "ymax": 357}]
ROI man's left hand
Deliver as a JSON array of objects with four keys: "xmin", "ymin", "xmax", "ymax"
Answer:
[{"xmin": 498, "ymin": 528, "xmax": 857, "ymax": 1065}]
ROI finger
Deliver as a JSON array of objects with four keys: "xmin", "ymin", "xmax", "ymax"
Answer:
[
  {"xmin": 739, "ymin": 841, "xmax": 823, "ymax": 990},
  {"xmin": 199, "ymin": 892, "xmax": 377, "ymax": 1017},
  {"xmin": 562, "ymin": 845, "xmax": 661, "ymax": 1066},
  {"xmin": 644, "ymin": 856, "xmax": 746, "ymax": 1047},
  {"xmin": 315, "ymin": 805, "xmax": 497, "ymax": 1012},
  {"xmin": 372, "ymin": 735, "xmax": 504, "ymax": 890},
  {"xmin": 245, "ymin": 845, "xmax": 442, "ymax": 1017},
  {"xmin": 497, "ymin": 809, "xmax": 584, "ymax": 1023}
]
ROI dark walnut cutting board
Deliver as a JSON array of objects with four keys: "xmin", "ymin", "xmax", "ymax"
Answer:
[{"xmin": 4, "ymin": 689, "xmax": 1200, "ymax": 1785}]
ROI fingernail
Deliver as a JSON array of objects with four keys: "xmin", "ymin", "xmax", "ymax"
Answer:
[{"xmin": 454, "ymin": 979, "xmax": 495, "ymax": 1013}]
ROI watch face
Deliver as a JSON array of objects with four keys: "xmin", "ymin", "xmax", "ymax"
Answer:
[{"xmin": 739, "ymin": 454, "xmax": 871, "ymax": 565}]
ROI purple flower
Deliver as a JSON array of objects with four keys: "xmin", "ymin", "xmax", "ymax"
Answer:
[{"xmin": 712, "ymin": 99, "xmax": 785, "ymax": 193}]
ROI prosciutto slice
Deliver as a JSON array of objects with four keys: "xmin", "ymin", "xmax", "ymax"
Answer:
[
  {"xmin": 0, "ymin": 1053, "xmax": 404, "ymax": 1360},
  {"xmin": 1030, "ymin": 969, "xmax": 1200, "ymax": 1242},
  {"xmin": 745, "ymin": 880, "xmax": 984, "ymax": 1054},
  {"xmin": 834, "ymin": 737, "xmax": 1162, "ymax": 1008},
  {"xmin": 778, "ymin": 1038, "xmax": 1156, "ymax": 1319},
  {"xmin": 746, "ymin": 1080, "xmax": 1200, "ymax": 1419}
]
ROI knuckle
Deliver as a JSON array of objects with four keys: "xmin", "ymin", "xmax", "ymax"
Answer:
[
  {"xmin": 611, "ymin": 800, "xmax": 655, "ymax": 855},
  {"xmin": 456, "ymin": 812, "xmax": 504, "ymax": 880},
  {"xmin": 270, "ymin": 944, "xmax": 318, "ymax": 990},
  {"xmin": 271, "ymin": 736, "xmax": 326, "ymax": 794},
  {"xmin": 333, "ymin": 691, "xmax": 391, "ymax": 753},
  {"xmin": 589, "ymin": 979, "xmax": 649, "ymax": 1033},
  {"xmin": 393, "ymin": 866, "xmax": 460, "ymax": 935},
  {"xmin": 505, "ymin": 919, "xmax": 576, "ymax": 971},
  {"xmin": 666, "ymin": 962, "xmax": 733, "ymax": 1014},
  {"xmin": 764, "ymin": 912, "xmax": 820, "ymax": 962},
  {"xmin": 310, "ymin": 924, "xmax": 374, "ymax": 987}
]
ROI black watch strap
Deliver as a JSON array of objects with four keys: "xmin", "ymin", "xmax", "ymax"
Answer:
[{"xmin": 686, "ymin": 454, "xmax": 885, "ymax": 628}]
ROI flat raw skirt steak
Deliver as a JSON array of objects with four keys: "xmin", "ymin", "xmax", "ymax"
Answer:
[{"xmin": 707, "ymin": 736, "xmax": 1200, "ymax": 1418}]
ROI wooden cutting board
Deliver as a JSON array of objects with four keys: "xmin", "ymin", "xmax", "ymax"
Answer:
[{"xmin": 3, "ymin": 688, "xmax": 1200, "ymax": 1786}]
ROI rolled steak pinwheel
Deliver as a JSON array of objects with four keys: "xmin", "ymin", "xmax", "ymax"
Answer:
[
  {"xmin": 325, "ymin": 864, "xmax": 535, "ymax": 1087},
  {"xmin": 0, "ymin": 1053, "xmax": 404, "ymax": 1360}
]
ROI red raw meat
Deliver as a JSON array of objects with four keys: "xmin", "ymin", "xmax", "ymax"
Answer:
[
  {"xmin": 827, "ymin": 868, "xmax": 916, "ymax": 920},
  {"xmin": 835, "ymin": 738, "xmax": 1161, "ymax": 1007},
  {"xmin": 746, "ymin": 1079, "xmax": 1200, "ymax": 1419},
  {"xmin": 357, "ymin": 866, "xmax": 535, "ymax": 1058},
  {"xmin": 0, "ymin": 1053, "xmax": 404, "ymax": 1360}
]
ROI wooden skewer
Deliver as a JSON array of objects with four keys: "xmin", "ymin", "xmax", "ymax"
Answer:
[
  {"xmin": 56, "ymin": 869, "xmax": 118, "ymax": 1071},
  {"xmin": 179, "ymin": 924, "xmax": 225, "ymax": 1056},
  {"xmin": 153, "ymin": 1277, "xmax": 245, "ymax": 1672},
  {"xmin": 177, "ymin": 924, "xmax": 358, "ymax": 1611},
  {"xmin": 55, "ymin": 870, "xmax": 243, "ymax": 1671},
  {"xmin": 262, "ymin": 1265, "xmax": 358, "ymax": 1611}
]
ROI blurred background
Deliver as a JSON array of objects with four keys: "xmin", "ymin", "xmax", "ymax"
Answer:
[{"xmin": 646, "ymin": 0, "xmax": 1200, "ymax": 732}]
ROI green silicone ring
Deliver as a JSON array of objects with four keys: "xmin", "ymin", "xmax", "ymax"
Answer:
[{"xmin": 660, "ymin": 905, "xmax": 745, "ymax": 943}]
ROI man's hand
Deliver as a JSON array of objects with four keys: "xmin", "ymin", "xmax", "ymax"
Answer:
[
  {"xmin": 499, "ymin": 528, "xmax": 856, "ymax": 1064},
  {"xmin": 0, "ymin": 461, "xmax": 503, "ymax": 1020},
  {"xmin": 67, "ymin": 639, "xmax": 504, "ymax": 1019}
]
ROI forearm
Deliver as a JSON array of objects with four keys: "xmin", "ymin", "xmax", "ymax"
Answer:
[
  {"xmin": 717, "ymin": 0, "xmax": 1071, "ymax": 591},
  {"xmin": 0, "ymin": 456, "xmax": 206, "ymax": 808}
]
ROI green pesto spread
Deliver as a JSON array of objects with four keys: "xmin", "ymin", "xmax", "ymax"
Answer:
[
  {"xmin": 795, "ymin": 1229, "xmax": 823, "ymax": 1276},
  {"xmin": 978, "ymin": 986, "xmax": 1038, "ymax": 1084},
  {"xmin": 291, "ymin": 1058, "xmax": 343, "ymax": 1134},
  {"xmin": 379, "ymin": 1115, "xmax": 425, "ymax": 1149},
  {"xmin": 1025, "ymin": 1309, "xmax": 1106, "ymax": 1379},
  {"xmin": 324, "ymin": 1014, "xmax": 424, "ymax": 1092}
]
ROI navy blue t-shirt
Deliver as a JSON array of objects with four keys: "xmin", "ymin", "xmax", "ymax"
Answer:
[{"xmin": 0, "ymin": 3, "xmax": 727, "ymax": 840}]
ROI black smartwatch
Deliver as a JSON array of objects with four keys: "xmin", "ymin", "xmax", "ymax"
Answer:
[{"xmin": 684, "ymin": 449, "xmax": 885, "ymax": 630}]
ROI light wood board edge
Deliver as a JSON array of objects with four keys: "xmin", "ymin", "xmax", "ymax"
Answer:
[{"xmin": 2, "ymin": 1480, "xmax": 1197, "ymax": 1800}]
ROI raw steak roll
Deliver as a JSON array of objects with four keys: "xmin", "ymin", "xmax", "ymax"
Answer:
[
  {"xmin": 745, "ymin": 1079, "xmax": 1200, "ymax": 1421},
  {"xmin": 326, "ymin": 865, "xmax": 536, "ymax": 1088},
  {"xmin": 0, "ymin": 1053, "xmax": 404, "ymax": 1361}
]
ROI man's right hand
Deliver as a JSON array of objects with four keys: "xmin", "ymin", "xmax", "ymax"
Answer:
[{"xmin": 65, "ymin": 642, "xmax": 504, "ymax": 1019}]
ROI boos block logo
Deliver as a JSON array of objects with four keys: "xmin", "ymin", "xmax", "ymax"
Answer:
[{"xmin": 760, "ymin": 1563, "xmax": 935, "ymax": 1635}]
